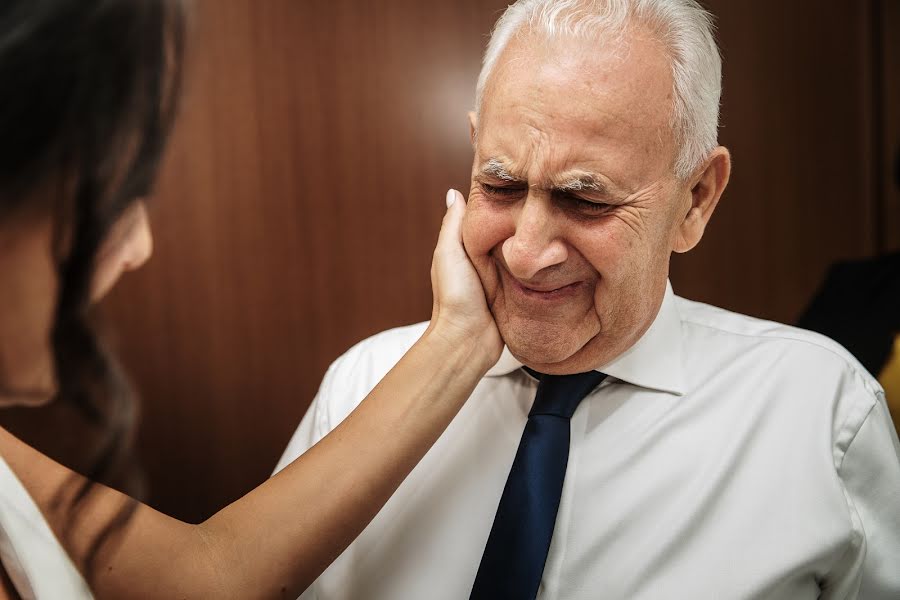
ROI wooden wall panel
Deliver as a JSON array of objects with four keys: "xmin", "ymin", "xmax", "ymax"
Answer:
[
  {"xmin": 101, "ymin": 0, "xmax": 512, "ymax": 522},
  {"xmin": 879, "ymin": 0, "xmax": 900, "ymax": 251},
  {"xmin": 671, "ymin": 0, "xmax": 877, "ymax": 323}
]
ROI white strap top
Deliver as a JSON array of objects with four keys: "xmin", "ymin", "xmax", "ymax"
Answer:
[{"xmin": 0, "ymin": 454, "xmax": 93, "ymax": 599}]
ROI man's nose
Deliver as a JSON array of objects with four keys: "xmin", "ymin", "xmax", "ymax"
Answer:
[{"xmin": 501, "ymin": 195, "xmax": 568, "ymax": 280}]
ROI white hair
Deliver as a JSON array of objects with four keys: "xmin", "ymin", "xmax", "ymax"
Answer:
[{"xmin": 475, "ymin": 0, "xmax": 722, "ymax": 179}]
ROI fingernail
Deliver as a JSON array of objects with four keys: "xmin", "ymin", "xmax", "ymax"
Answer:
[{"xmin": 446, "ymin": 189, "xmax": 457, "ymax": 208}]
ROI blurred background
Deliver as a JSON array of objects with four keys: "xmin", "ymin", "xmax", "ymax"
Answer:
[{"xmin": 2, "ymin": 0, "xmax": 898, "ymax": 523}]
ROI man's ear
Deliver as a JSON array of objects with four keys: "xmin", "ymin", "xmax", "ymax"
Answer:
[
  {"xmin": 468, "ymin": 111, "xmax": 478, "ymax": 147},
  {"xmin": 674, "ymin": 146, "xmax": 731, "ymax": 253}
]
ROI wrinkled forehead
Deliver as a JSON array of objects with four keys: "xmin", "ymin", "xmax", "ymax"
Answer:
[{"xmin": 476, "ymin": 27, "xmax": 677, "ymax": 188}]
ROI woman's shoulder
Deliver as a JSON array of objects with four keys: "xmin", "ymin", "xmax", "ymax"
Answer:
[{"xmin": 0, "ymin": 436, "xmax": 94, "ymax": 600}]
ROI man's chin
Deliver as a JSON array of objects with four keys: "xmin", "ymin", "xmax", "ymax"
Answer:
[{"xmin": 501, "ymin": 326, "xmax": 590, "ymax": 374}]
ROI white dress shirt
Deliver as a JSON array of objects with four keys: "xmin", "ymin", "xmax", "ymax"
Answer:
[
  {"xmin": 275, "ymin": 283, "xmax": 900, "ymax": 600},
  {"xmin": 0, "ymin": 454, "xmax": 93, "ymax": 599}
]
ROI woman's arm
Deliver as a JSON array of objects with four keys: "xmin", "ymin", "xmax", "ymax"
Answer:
[
  {"xmin": 0, "ymin": 191, "xmax": 502, "ymax": 599},
  {"xmin": 0, "ymin": 562, "xmax": 20, "ymax": 600}
]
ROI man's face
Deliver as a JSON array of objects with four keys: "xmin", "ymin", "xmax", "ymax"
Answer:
[{"xmin": 463, "ymin": 28, "xmax": 694, "ymax": 374}]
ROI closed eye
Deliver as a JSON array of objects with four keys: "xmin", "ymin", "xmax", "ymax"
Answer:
[
  {"xmin": 480, "ymin": 182, "xmax": 612, "ymax": 216},
  {"xmin": 480, "ymin": 182, "xmax": 526, "ymax": 198},
  {"xmin": 558, "ymin": 193, "xmax": 611, "ymax": 215}
]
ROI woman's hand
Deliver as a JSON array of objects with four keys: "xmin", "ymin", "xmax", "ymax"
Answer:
[{"xmin": 427, "ymin": 189, "xmax": 503, "ymax": 370}]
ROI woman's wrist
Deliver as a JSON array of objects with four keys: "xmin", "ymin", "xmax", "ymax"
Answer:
[{"xmin": 422, "ymin": 319, "xmax": 501, "ymax": 376}]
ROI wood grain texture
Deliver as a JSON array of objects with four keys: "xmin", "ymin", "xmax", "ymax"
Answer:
[
  {"xmin": 103, "ymin": 0, "xmax": 512, "ymax": 522},
  {"xmin": 878, "ymin": 0, "xmax": 900, "ymax": 251},
  {"xmin": 671, "ymin": 0, "xmax": 878, "ymax": 322}
]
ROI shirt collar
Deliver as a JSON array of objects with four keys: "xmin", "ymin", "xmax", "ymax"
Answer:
[{"xmin": 485, "ymin": 280, "xmax": 686, "ymax": 396}]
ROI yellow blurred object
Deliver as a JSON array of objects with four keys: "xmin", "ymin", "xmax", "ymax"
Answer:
[{"xmin": 880, "ymin": 335, "xmax": 900, "ymax": 436}]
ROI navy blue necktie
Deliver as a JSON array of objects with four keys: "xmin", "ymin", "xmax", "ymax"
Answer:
[{"xmin": 470, "ymin": 368, "xmax": 607, "ymax": 600}]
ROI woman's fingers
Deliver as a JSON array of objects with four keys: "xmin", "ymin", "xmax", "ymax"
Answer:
[
  {"xmin": 433, "ymin": 189, "xmax": 473, "ymax": 306},
  {"xmin": 437, "ymin": 189, "xmax": 465, "ymax": 257},
  {"xmin": 429, "ymin": 189, "xmax": 502, "ymax": 364}
]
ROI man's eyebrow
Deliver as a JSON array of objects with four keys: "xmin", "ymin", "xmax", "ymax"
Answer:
[
  {"xmin": 554, "ymin": 173, "xmax": 617, "ymax": 197},
  {"xmin": 479, "ymin": 158, "xmax": 523, "ymax": 182},
  {"xmin": 478, "ymin": 160, "xmax": 625, "ymax": 198}
]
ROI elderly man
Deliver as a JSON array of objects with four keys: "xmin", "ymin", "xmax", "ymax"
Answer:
[{"xmin": 276, "ymin": 0, "xmax": 900, "ymax": 598}]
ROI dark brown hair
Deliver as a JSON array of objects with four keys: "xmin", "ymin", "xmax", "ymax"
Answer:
[{"xmin": 0, "ymin": 0, "xmax": 186, "ymax": 581}]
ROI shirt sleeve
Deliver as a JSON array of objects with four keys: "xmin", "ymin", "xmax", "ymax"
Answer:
[
  {"xmin": 270, "ymin": 325, "xmax": 425, "ymax": 599},
  {"xmin": 835, "ymin": 392, "xmax": 900, "ymax": 599},
  {"xmin": 272, "ymin": 339, "xmax": 379, "ymax": 600},
  {"xmin": 274, "ymin": 333, "xmax": 378, "ymax": 476},
  {"xmin": 272, "ymin": 360, "xmax": 339, "ymax": 476},
  {"xmin": 270, "ymin": 360, "xmax": 342, "ymax": 600}
]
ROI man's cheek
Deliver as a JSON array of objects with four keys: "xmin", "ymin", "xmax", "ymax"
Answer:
[
  {"xmin": 460, "ymin": 209, "xmax": 478, "ymax": 258},
  {"xmin": 461, "ymin": 201, "xmax": 496, "ymax": 259},
  {"xmin": 461, "ymin": 204, "xmax": 503, "ymax": 299}
]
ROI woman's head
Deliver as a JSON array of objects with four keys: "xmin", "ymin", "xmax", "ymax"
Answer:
[
  {"xmin": 0, "ymin": 0, "xmax": 185, "ymax": 416},
  {"xmin": 0, "ymin": 4, "xmax": 187, "ymax": 576}
]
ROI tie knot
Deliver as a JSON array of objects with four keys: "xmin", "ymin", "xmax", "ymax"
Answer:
[{"xmin": 524, "ymin": 368, "xmax": 607, "ymax": 419}]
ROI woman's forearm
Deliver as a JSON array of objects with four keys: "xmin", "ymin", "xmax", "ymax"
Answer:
[
  {"xmin": 196, "ymin": 326, "xmax": 494, "ymax": 597},
  {"xmin": 0, "ymin": 426, "xmax": 214, "ymax": 598},
  {"xmin": 2, "ymin": 325, "xmax": 494, "ymax": 599}
]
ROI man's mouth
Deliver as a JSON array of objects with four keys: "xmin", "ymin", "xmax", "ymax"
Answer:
[
  {"xmin": 509, "ymin": 277, "xmax": 584, "ymax": 299},
  {"xmin": 491, "ymin": 255, "xmax": 588, "ymax": 303}
]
